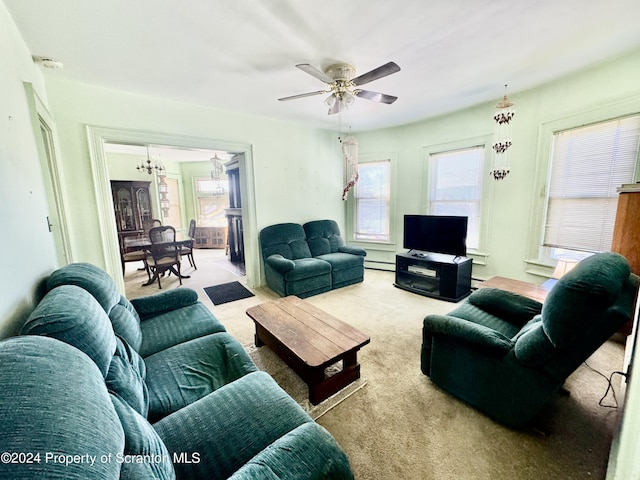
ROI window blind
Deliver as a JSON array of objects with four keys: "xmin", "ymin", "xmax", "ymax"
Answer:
[
  {"xmin": 355, "ymin": 160, "xmax": 390, "ymax": 241},
  {"xmin": 544, "ymin": 115, "xmax": 640, "ymax": 252},
  {"xmin": 429, "ymin": 146, "xmax": 484, "ymax": 249}
]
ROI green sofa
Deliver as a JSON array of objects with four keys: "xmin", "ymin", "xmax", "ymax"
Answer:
[
  {"xmin": 259, "ymin": 220, "xmax": 366, "ymax": 298},
  {"xmin": 421, "ymin": 252, "xmax": 638, "ymax": 428},
  {"xmin": 0, "ymin": 262, "xmax": 353, "ymax": 479}
]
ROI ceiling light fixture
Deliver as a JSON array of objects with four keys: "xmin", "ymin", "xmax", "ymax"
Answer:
[{"xmin": 136, "ymin": 146, "xmax": 165, "ymax": 175}]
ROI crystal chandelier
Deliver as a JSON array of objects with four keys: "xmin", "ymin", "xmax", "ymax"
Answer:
[
  {"xmin": 136, "ymin": 146, "xmax": 165, "ymax": 175},
  {"xmin": 490, "ymin": 85, "xmax": 515, "ymax": 181}
]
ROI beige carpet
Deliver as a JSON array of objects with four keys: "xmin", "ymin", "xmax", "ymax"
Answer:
[{"xmin": 125, "ymin": 249, "xmax": 625, "ymax": 480}]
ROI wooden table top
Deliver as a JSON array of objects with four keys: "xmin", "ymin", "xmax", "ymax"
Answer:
[
  {"xmin": 478, "ymin": 276, "xmax": 550, "ymax": 304},
  {"xmin": 246, "ymin": 296, "xmax": 370, "ymax": 368}
]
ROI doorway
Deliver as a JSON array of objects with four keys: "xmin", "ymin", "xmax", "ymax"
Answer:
[{"xmin": 86, "ymin": 126, "xmax": 258, "ymax": 293}]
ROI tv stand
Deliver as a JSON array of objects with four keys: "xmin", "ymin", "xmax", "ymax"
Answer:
[{"xmin": 394, "ymin": 251, "xmax": 472, "ymax": 302}]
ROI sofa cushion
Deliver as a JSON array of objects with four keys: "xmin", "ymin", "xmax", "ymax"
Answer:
[
  {"xmin": 145, "ymin": 332, "xmax": 257, "ymax": 422},
  {"xmin": 109, "ymin": 298, "xmax": 143, "ymax": 351},
  {"xmin": 110, "ymin": 393, "xmax": 175, "ymax": 480},
  {"xmin": 542, "ymin": 252, "xmax": 630, "ymax": 347},
  {"xmin": 46, "ymin": 262, "xmax": 121, "ymax": 312},
  {"xmin": 21, "ymin": 285, "xmax": 116, "ymax": 376},
  {"xmin": 153, "ymin": 371, "xmax": 312, "ymax": 480},
  {"xmin": 259, "ymin": 223, "xmax": 312, "ymax": 260},
  {"xmin": 284, "ymin": 258, "xmax": 332, "ymax": 281},
  {"xmin": 138, "ymin": 302, "xmax": 226, "ymax": 358},
  {"xmin": 304, "ymin": 220, "xmax": 345, "ymax": 256},
  {"xmin": 315, "ymin": 252, "xmax": 364, "ymax": 272},
  {"xmin": 0, "ymin": 336, "xmax": 124, "ymax": 479},
  {"xmin": 106, "ymin": 336, "xmax": 149, "ymax": 417}
]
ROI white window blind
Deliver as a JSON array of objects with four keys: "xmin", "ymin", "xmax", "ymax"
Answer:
[
  {"xmin": 544, "ymin": 115, "xmax": 640, "ymax": 252},
  {"xmin": 355, "ymin": 160, "xmax": 390, "ymax": 242},
  {"xmin": 429, "ymin": 146, "xmax": 484, "ymax": 249}
]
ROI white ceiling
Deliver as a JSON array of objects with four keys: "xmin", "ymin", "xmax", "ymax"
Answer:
[{"xmin": 6, "ymin": 0, "xmax": 640, "ymax": 132}]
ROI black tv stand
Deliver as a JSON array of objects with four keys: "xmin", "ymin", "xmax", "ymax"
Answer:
[{"xmin": 394, "ymin": 251, "xmax": 472, "ymax": 302}]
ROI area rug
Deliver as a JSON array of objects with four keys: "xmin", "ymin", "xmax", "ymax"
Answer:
[
  {"xmin": 203, "ymin": 281, "xmax": 254, "ymax": 305},
  {"xmin": 244, "ymin": 344, "xmax": 367, "ymax": 420}
]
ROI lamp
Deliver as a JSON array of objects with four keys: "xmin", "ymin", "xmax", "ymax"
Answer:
[
  {"xmin": 551, "ymin": 258, "xmax": 578, "ymax": 279},
  {"xmin": 490, "ymin": 85, "xmax": 515, "ymax": 181},
  {"xmin": 137, "ymin": 146, "xmax": 165, "ymax": 175}
]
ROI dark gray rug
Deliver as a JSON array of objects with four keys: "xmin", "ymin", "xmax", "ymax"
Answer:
[{"xmin": 204, "ymin": 281, "xmax": 254, "ymax": 305}]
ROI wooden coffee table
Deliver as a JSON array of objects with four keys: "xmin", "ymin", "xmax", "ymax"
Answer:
[
  {"xmin": 246, "ymin": 296, "xmax": 370, "ymax": 405},
  {"xmin": 478, "ymin": 276, "xmax": 550, "ymax": 304}
]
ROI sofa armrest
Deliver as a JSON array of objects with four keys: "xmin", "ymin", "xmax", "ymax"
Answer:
[
  {"xmin": 338, "ymin": 245, "xmax": 367, "ymax": 257},
  {"xmin": 228, "ymin": 422, "xmax": 353, "ymax": 479},
  {"xmin": 265, "ymin": 254, "xmax": 296, "ymax": 274},
  {"xmin": 423, "ymin": 314, "xmax": 513, "ymax": 355},
  {"xmin": 153, "ymin": 371, "xmax": 312, "ymax": 480},
  {"xmin": 468, "ymin": 288, "xmax": 542, "ymax": 327},
  {"xmin": 130, "ymin": 288, "xmax": 199, "ymax": 320}
]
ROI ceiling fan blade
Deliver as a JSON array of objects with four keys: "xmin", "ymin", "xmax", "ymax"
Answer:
[
  {"xmin": 278, "ymin": 90, "xmax": 327, "ymax": 101},
  {"xmin": 295, "ymin": 64, "xmax": 333, "ymax": 84},
  {"xmin": 354, "ymin": 90, "xmax": 398, "ymax": 104},
  {"xmin": 351, "ymin": 61, "xmax": 400, "ymax": 86}
]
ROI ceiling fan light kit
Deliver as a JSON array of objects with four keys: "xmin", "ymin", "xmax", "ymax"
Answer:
[{"xmin": 279, "ymin": 61, "xmax": 400, "ymax": 115}]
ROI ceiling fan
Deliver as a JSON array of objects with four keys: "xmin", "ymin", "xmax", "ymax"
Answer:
[{"xmin": 278, "ymin": 61, "xmax": 401, "ymax": 115}]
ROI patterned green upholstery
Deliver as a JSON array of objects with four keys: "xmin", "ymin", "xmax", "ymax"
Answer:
[
  {"xmin": 421, "ymin": 252, "xmax": 638, "ymax": 428},
  {"xmin": 259, "ymin": 220, "xmax": 366, "ymax": 297},
  {"xmin": 0, "ymin": 336, "xmax": 124, "ymax": 479},
  {"xmin": 1, "ymin": 262, "xmax": 354, "ymax": 478}
]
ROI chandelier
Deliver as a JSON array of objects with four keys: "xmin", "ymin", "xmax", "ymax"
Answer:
[
  {"xmin": 210, "ymin": 154, "xmax": 225, "ymax": 198},
  {"xmin": 490, "ymin": 85, "xmax": 515, "ymax": 181},
  {"xmin": 136, "ymin": 146, "xmax": 165, "ymax": 175}
]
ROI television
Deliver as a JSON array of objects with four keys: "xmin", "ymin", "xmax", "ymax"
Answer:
[{"xmin": 403, "ymin": 215, "xmax": 468, "ymax": 257}]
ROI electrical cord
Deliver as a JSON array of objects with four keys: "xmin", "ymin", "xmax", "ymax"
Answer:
[{"xmin": 583, "ymin": 361, "xmax": 627, "ymax": 409}]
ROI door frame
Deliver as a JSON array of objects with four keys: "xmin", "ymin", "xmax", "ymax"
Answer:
[
  {"xmin": 86, "ymin": 125, "xmax": 258, "ymax": 293},
  {"xmin": 24, "ymin": 82, "xmax": 72, "ymax": 266}
]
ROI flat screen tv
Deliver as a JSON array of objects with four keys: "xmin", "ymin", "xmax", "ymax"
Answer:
[{"xmin": 403, "ymin": 215, "xmax": 468, "ymax": 257}]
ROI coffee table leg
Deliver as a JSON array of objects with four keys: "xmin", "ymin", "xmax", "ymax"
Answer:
[
  {"xmin": 254, "ymin": 325, "xmax": 266, "ymax": 347},
  {"xmin": 307, "ymin": 352, "xmax": 362, "ymax": 405}
]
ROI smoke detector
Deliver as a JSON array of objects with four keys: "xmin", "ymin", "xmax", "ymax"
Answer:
[{"xmin": 33, "ymin": 56, "xmax": 64, "ymax": 69}]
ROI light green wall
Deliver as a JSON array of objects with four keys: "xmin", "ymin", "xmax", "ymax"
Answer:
[
  {"xmin": 44, "ymin": 77, "xmax": 344, "ymax": 275},
  {"xmin": 0, "ymin": 3, "xmax": 58, "ymax": 336},
  {"xmin": 354, "ymin": 49, "xmax": 640, "ymax": 282}
]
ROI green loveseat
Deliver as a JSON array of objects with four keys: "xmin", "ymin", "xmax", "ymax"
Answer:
[
  {"xmin": 259, "ymin": 220, "xmax": 366, "ymax": 298},
  {"xmin": 421, "ymin": 252, "xmax": 638, "ymax": 428},
  {"xmin": 0, "ymin": 262, "xmax": 353, "ymax": 479}
]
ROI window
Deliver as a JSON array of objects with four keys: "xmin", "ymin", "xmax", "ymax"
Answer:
[
  {"xmin": 195, "ymin": 177, "xmax": 229, "ymax": 227},
  {"xmin": 543, "ymin": 115, "xmax": 640, "ymax": 254},
  {"xmin": 354, "ymin": 160, "xmax": 391, "ymax": 242},
  {"xmin": 428, "ymin": 146, "xmax": 485, "ymax": 250}
]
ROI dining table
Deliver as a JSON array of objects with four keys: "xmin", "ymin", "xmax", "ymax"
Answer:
[{"xmin": 123, "ymin": 232, "xmax": 194, "ymax": 286}]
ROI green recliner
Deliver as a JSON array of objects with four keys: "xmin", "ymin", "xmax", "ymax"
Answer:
[
  {"xmin": 259, "ymin": 220, "xmax": 366, "ymax": 298},
  {"xmin": 421, "ymin": 252, "xmax": 638, "ymax": 428}
]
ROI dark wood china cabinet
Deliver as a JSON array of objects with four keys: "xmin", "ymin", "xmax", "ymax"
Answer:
[{"xmin": 110, "ymin": 181, "xmax": 154, "ymax": 253}]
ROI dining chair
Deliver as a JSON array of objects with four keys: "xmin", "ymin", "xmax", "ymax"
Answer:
[
  {"xmin": 144, "ymin": 226, "xmax": 182, "ymax": 289},
  {"xmin": 180, "ymin": 219, "xmax": 197, "ymax": 269}
]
